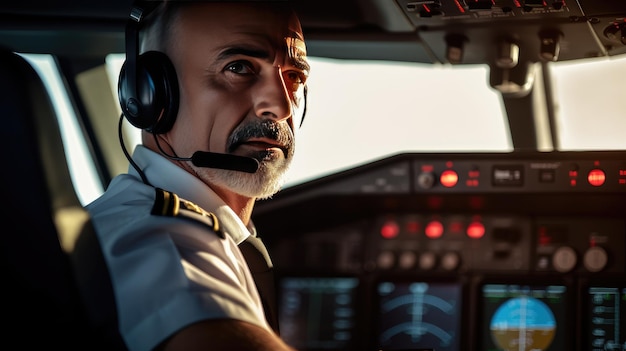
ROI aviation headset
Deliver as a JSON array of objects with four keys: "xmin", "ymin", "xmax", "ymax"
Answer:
[
  {"xmin": 118, "ymin": 1, "xmax": 307, "ymax": 135},
  {"xmin": 118, "ymin": 1, "xmax": 178, "ymax": 134}
]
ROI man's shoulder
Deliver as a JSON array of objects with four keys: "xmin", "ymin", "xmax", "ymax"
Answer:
[
  {"xmin": 87, "ymin": 176, "xmax": 225, "ymax": 240},
  {"xmin": 86, "ymin": 174, "xmax": 154, "ymax": 215},
  {"xmin": 152, "ymin": 188, "xmax": 224, "ymax": 239}
]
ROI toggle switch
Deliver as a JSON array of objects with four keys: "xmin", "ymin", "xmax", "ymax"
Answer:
[
  {"xmin": 552, "ymin": 1, "xmax": 564, "ymax": 10},
  {"xmin": 496, "ymin": 41, "xmax": 520, "ymax": 69},
  {"xmin": 445, "ymin": 34, "xmax": 468, "ymax": 64},
  {"xmin": 604, "ymin": 20, "xmax": 626, "ymax": 45},
  {"xmin": 539, "ymin": 30, "xmax": 562, "ymax": 61}
]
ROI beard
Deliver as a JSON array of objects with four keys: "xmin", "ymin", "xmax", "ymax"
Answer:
[{"xmin": 191, "ymin": 119, "xmax": 295, "ymax": 199}]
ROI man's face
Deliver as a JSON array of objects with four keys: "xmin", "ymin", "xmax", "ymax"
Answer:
[{"xmin": 166, "ymin": 3, "xmax": 309, "ymax": 199}]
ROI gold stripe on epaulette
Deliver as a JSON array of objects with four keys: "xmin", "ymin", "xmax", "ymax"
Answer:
[
  {"xmin": 180, "ymin": 199, "xmax": 219, "ymax": 233},
  {"xmin": 207, "ymin": 211, "xmax": 219, "ymax": 233},
  {"xmin": 152, "ymin": 188, "xmax": 222, "ymax": 238},
  {"xmin": 153, "ymin": 188, "xmax": 180, "ymax": 216}
]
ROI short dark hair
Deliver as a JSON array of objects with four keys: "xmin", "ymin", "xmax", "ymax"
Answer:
[
  {"xmin": 139, "ymin": 1, "xmax": 183, "ymax": 54},
  {"xmin": 139, "ymin": 1, "xmax": 296, "ymax": 54}
]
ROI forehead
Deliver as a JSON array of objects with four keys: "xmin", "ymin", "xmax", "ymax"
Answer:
[{"xmin": 174, "ymin": 3, "xmax": 304, "ymax": 48}]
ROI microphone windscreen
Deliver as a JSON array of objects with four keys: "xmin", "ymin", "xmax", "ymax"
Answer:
[{"xmin": 191, "ymin": 151, "xmax": 259, "ymax": 173}]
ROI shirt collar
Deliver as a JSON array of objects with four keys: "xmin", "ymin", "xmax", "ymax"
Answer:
[{"xmin": 130, "ymin": 145, "xmax": 251, "ymax": 245}]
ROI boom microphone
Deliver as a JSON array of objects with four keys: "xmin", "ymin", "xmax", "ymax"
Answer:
[
  {"xmin": 191, "ymin": 151, "xmax": 259, "ymax": 173},
  {"xmin": 150, "ymin": 131, "xmax": 260, "ymax": 173}
]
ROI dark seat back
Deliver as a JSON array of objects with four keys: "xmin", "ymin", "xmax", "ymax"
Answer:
[{"xmin": 0, "ymin": 49, "xmax": 124, "ymax": 349}]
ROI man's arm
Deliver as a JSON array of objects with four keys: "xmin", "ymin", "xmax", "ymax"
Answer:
[{"xmin": 156, "ymin": 319, "xmax": 297, "ymax": 351}]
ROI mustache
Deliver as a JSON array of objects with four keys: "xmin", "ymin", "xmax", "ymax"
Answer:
[{"xmin": 227, "ymin": 120, "xmax": 294, "ymax": 153}]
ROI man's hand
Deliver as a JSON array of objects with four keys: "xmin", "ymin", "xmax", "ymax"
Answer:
[{"xmin": 157, "ymin": 319, "xmax": 297, "ymax": 351}]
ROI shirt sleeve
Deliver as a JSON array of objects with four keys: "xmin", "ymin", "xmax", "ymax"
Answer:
[{"xmin": 89, "ymin": 182, "xmax": 268, "ymax": 351}]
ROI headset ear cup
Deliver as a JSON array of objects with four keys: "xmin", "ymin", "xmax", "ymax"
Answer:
[{"xmin": 118, "ymin": 51, "xmax": 179, "ymax": 134}]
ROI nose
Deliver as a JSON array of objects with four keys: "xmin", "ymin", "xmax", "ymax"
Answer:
[{"xmin": 253, "ymin": 66, "xmax": 292, "ymax": 122}]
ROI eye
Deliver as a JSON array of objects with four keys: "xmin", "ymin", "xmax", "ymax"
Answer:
[
  {"xmin": 283, "ymin": 70, "xmax": 307, "ymax": 86},
  {"xmin": 224, "ymin": 61, "xmax": 255, "ymax": 75}
]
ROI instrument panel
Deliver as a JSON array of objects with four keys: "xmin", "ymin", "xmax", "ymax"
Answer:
[{"xmin": 253, "ymin": 151, "xmax": 626, "ymax": 351}]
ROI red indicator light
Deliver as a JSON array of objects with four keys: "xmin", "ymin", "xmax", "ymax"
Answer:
[
  {"xmin": 440, "ymin": 170, "xmax": 459, "ymax": 188},
  {"xmin": 406, "ymin": 221, "xmax": 421, "ymax": 234},
  {"xmin": 466, "ymin": 221, "xmax": 485, "ymax": 239},
  {"xmin": 587, "ymin": 169, "xmax": 606, "ymax": 187},
  {"xmin": 449, "ymin": 221, "xmax": 464, "ymax": 234},
  {"xmin": 425, "ymin": 221, "xmax": 444, "ymax": 239},
  {"xmin": 380, "ymin": 221, "xmax": 399, "ymax": 239},
  {"xmin": 538, "ymin": 227, "xmax": 551, "ymax": 245},
  {"xmin": 570, "ymin": 179, "xmax": 577, "ymax": 187},
  {"xmin": 466, "ymin": 179, "xmax": 479, "ymax": 187}
]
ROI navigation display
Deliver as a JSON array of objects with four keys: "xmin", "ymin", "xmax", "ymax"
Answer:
[
  {"xmin": 587, "ymin": 286, "xmax": 626, "ymax": 350},
  {"xmin": 480, "ymin": 284, "xmax": 568, "ymax": 351},
  {"xmin": 278, "ymin": 277, "xmax": 359, "ymax": 350},
  {"xmin": 376, "ymin": 281, "xmax": 462, "ymax": 351}
]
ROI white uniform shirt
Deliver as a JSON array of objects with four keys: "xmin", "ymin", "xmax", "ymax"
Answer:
[{"xmin": 87, "ymin": 145, "xmax": 269, "ymax": 351}]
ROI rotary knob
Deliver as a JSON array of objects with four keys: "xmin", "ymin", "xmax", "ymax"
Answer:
[
  {"xmin": 583, "ymin": 246, "xmax": 608, "ymax": 272},
  {"xmin": 377, "ymin": 251, "xmax": 395, "ymax": 270},
  {"xmin": 398, "ymin": 251, "xmax": 417, "ymax": 270},
  {"xmin": 419, "ymin": 252, "xmax": 437, "ymax": 271},
  {"xmin": 441, "ymin": 252, "xmax": 461, "ymax": 271},
  {"xmin": 417, "ymin": 172, "xmax": 436, "ymax": 189},
  {"xmin": 552, "ymin": 246, "xmax": 577, "ymax": 273}
]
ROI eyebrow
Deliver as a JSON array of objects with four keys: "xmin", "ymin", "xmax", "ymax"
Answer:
[
  {"xmin": 292, "ymin": 56, "xmax": 311, "ymax": 73},
  {"xmin": 217, "ymin": 47, "xmax": 271, "ymax": 61},
  {"xmin": 217, "ymin": 45, "xmax": 310, "ymax": 74}
]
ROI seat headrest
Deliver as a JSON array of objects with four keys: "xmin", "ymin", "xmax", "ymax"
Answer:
[
  {"xmin": 0, "ymin": 49, "xmax": 87, "ymax": 251},
  {"xmin": 0, "ymin": 50, "xmax": 80, "ymax": 209},
  {"xmin": 0, "ymin": 48, "xmax": 94, "ymax": 348}
]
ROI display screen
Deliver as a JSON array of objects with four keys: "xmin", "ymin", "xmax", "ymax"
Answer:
[
  {"xmin": 492, "ymin": 164, "xmax": 524, "ymax": 187},
  {"xmin": 480, "ymin": 284, "xmax": 568, "ymax": 351},
  {"xmin": 587, "ymin": 286, "xmax": 626, "ymax": 350},
  {"xmin": 278, "ymin": 277, "xmax": 359, "ymax": 350},
  {"xmin": 376, "ymin": 281, "xmax": 463, "ymax": 351}
]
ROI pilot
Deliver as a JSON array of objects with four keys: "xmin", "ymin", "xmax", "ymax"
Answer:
[{"xmin": 83, "ymin": 1, "xmax": 309, "ymax": 350}]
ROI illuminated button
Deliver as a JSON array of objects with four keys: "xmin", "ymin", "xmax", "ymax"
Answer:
[
  {"xmin": 583, "ymin": 246, "xmax": 608, "ymax": 272},
  {"xmin": 377, "ymin": 251, "xmax": 395, "ymax": 270},
  {"xmin": 380, "ymin": 221, "xmax": 399, "ymax": 239},
  {"xmin": 441, "ymin": 252, "xmax": 461, "ymax": 271},
  {"xmin": 425, "ymin": 220, "xmax": 444, "ymax": 239},
  {"xmin": 398, "ymin": 251, "xmax": 417, "ymax": 269},
  {"xmin": 440, "ymin": 170, "xmax": 459, "ymax": 188},
  {"xmin": 552, "ymin": 246, "xmax": 577, "ymax": 273},
  {"xmin": 419, "ymin": 252, "xmax": 437, "ymax": 270},
  {"xmin": 466, "ymin": 221, "xmax": 485, "ymax": 239},
  {"xmin": 587, "ymin": 169, "xmax": 606, "ymax": 186}
]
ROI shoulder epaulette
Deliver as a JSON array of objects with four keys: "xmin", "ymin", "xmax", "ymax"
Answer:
[{"xmin": 151, "ymin": 188, "xmax": 223, "ymax": 239}]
